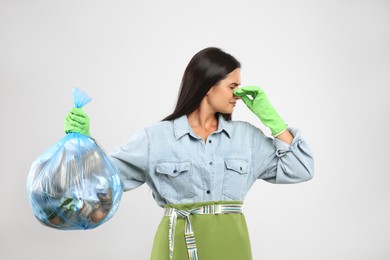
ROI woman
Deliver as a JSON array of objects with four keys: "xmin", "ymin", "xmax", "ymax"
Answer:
[{"xmin": 65, "ymin": 47, "xmax": 314, "ymax": 260}]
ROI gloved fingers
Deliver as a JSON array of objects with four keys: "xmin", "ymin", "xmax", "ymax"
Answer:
[
  {"xmin": 68, "ymin": 108, "xmax": 88, "ymax": 124},
  {"xmin": 64, "ymin": 121, "xmax": 82, "ymax": 134},
  {"xmin": 69, "ymin": 114, "xmax": 87, "ymax": 125},
  {"xmin": 239, "ymin": 95, "xmax": 254, "ymax": 107},
  {"xmin": 65, "ymin": 116, "xmax": 84, "ymax": 129},
  {"xmin": 65, "ymin": 127, "xmax": 82, "ymax": 134},
  {"xmin": 234, "ymin": 87, "xmax": 261, "ymax": 99},
  {"xmin": 65, "ymin": 113, "xmax": 85, "ymax": 126},
  {"xmin": 241, "ymin": 86, "xmax": 263, "ymax": 92},
  {"xmin": 69, "ymin": 107, "xmax": 88, "ymax": 118},
  {"xmin": 233, "ymin": 88, "xmax": 248, "ymax": 97},
  {"xmin": 234, "ymin": 90, "xmax": 256, "ymax": 101},
  {"xmin": 234, "ymin": 86, "xmax": 263, "ymax": 95},
  {"xmin": 64, "ymin": 107, "xmax": 90, "ymax": 136}
]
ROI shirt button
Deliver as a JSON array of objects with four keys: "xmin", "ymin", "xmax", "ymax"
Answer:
[
  {"xmin": 173, "ymin": 170, "xmax": 177, "ymax": 173},
  {"xmin": 206, "ymin": 190, "xmax": 211, "ymax": 194},
  {"xmin": 208, "ymin": 140, "xmax": 212, "ymax": 143},
  {"xmin": 209, "ymin": 162, "xmax": 213, "ymax": 165}
]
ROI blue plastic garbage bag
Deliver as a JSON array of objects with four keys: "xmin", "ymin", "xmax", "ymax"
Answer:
[{"xmin": 27, "ymin": 88, "xmax": 123, "ymax": 230}]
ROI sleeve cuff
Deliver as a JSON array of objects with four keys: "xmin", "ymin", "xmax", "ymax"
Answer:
[{"xmin": 273, "ymin": 127, "xmax": 301, "ymax": 151}]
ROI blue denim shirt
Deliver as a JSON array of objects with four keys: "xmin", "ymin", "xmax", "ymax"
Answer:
[{"xmin": 110, "ymin": 115, "xmax": 314, "ymax": 207}]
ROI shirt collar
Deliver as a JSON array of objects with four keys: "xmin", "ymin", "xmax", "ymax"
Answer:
[{"xmin": 173, "ymin": 114, "xmax": 232, "ymax": 140}]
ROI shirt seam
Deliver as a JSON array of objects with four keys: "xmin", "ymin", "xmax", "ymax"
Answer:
[{"xmin": 143, "ymin": 127, "xmax": 151, "ymax": 183}]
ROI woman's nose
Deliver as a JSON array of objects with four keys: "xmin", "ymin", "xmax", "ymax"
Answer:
[
  {"xmin": 233, "ymin": 93, "xmax": 241, "ymax": 99},
  {"xmin": 233, "ymin": 89, "xmax": 241, "ymax": 99}
]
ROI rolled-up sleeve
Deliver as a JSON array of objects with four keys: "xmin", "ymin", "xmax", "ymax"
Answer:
[
  {"xmin": 110, "ymin": 128, "xmax": 148, "ymax": 191},
  {"xmin": 253, "ymin": 127, "xmax": 314, "ymax": 184}
]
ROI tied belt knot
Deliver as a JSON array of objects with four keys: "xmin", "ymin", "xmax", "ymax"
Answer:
[{"xmin": 164, "ymin": 204, "xmax": 244, "ymax": 260}]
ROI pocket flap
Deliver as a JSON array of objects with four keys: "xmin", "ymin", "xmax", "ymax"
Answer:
[
  {"xmin": 156, "ymin": 161, "xmax": 191, "ymax": 177},
  {"xmin": 224, "ymin": 159, "xmax": 248, "ymax": 175}
]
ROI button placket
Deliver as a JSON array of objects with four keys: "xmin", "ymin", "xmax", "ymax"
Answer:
[{"xmin": 205, "ymin": 136, "xmax": 215, "ymax": 199}]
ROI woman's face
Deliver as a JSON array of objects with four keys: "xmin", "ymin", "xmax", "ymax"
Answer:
[{"xmin": 206, "ymin": 68, "xmax": 241, "ymax": 114}]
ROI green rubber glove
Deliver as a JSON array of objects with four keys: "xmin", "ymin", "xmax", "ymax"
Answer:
[
  {"xmin": 64, "ymin": 107, "xmax": 90, "ymax": 136},
  {"xmin": 234, "ymin": 86, "xmax": 287, "ymax": 136}
]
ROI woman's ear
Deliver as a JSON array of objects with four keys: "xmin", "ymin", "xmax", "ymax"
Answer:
[{"xmin": 206, "ymin": 86, "xmax": 215, "ymax": 95}]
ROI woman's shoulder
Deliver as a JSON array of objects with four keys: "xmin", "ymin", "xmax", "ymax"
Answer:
[
  {"xmin": 228, "ymin": 119, "xmax": 252, "ymax": 126},
  {"xmin": 227, "ymin": 118, "xmax": 258, "ymax": 130},
  {"xmin": 225, "ymin": 118, "xmax": 268, "ymax": 137},
  {"xmin": 141, "ymin": 120, "xmax": 174, "ymax": 135},
  {"xmin": 146, "ymin": 120, "xmax": 173, "ymax": 129}
]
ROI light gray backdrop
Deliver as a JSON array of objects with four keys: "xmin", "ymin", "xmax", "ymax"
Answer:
[{"xmin": 1, "ymin": 0, "xmax": 389, "ymax": 259}]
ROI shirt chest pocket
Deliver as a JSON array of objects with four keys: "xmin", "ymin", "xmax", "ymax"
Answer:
[
  {"xmin": 223, "ymin": 158, "xmax": 249, "ymax": 200},
  {"xmin": 156, "ymin": 161, "xmax": 194, "ymax": 199}
]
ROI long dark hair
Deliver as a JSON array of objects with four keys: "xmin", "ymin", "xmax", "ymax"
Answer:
[{"xmin": 163, "ymin": 47, "xmax": 241, "ymax": 121}]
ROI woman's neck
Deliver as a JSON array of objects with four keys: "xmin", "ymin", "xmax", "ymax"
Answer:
[{"xmin": 187, "ymin": 109, "xmax": 218, "ymax": 141}]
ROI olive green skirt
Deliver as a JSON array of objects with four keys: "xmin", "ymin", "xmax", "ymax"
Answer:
[{"xmin": 150, "ymin": 201, "xmax": 252, "ymax": 260}]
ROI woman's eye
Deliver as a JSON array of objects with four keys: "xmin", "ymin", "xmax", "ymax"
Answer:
[{"xmin": 229, "ymin": 84, "xmax": 239, "ymax": 90}]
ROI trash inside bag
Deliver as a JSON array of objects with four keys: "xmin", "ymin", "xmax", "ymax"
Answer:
[{"xmin": 27, "ymin": 88, "xmax": 123, "ymax": 230}]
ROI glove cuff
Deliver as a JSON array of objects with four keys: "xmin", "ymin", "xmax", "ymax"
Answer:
[{"xmin": 272, "ymin": 125, "xmax": 288, "ymax": 137}]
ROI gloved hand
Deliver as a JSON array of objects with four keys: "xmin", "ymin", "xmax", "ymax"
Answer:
[
  {"xmin": 234, "ymin": 86, "xmax": 287, "ymax": 136},
  {"xmin": 64, "ymin": 107, "xmax": 90, "ymax": 136}
]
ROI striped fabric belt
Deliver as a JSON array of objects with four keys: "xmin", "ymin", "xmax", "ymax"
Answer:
[{"xmin": 164, "ymin": 203, "xmax": 244, "ymax": 260}]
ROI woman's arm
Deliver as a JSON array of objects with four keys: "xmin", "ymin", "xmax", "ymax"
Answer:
[
  {"xmin": 253, "ymin": 127, "xmax": 314, "ymax": 184},
  {"xmin": 275, "ymin": 129, "xmax": 293, "ymax": 144},
  {"xmin": 110, "ymin": 128, "xmax": 148, "ymax": 191}
]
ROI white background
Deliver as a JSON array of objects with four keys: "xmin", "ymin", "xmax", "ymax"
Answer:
[{"xmin": 1, "ymin": 0, "xmax": 389, "ymax": 259}]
